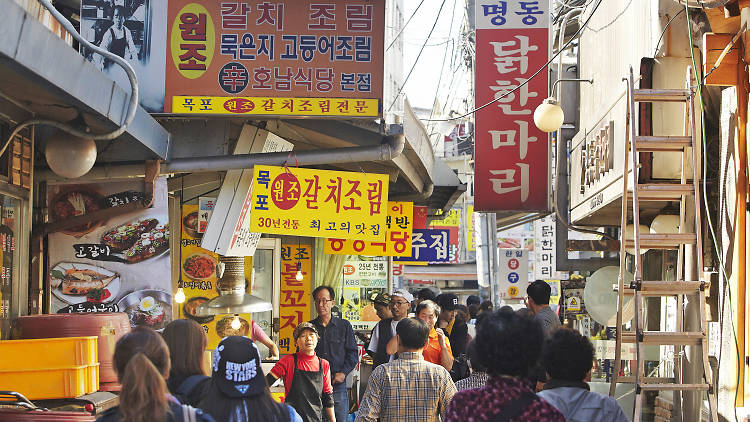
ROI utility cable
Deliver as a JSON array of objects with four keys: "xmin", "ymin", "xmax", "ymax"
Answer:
[
  {"xmin": 653, "ymin": 8, "xmax": 685, "ymax": 58},
  {"xmin": 1, "ymin": 0, "xmax": 139, "ymax": 158},
  {"xmin": 386, "ymin": 0, "xmax": 427, "ymax": 52},
  {"xmin": 420, "ymin": 0, "xmax": 604, "ymax": 122},
  {"xmin": 428, "ymin": 0, "xmax": 458, "ymax": 143}
]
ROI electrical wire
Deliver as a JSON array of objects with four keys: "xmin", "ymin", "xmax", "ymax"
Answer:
[
  {"xmin": 653, "ymin": 8, "xmax": 685, "ymax": 58},
  {"xmin": 0, "ymin": 0, "xmax": 139, "ymax": 158},
  {"xmin": 684, "ymin": 3, "xmax": 739, "ymax": 420},
  {"xmin": 387, "ymin": 0, "xmax": 449, "ymax": 112},
  {"xmin": 420, "ymin": 0, "xmax": 604, "ymax": 122},
  {"xmin": 386, "ymin": 0, "xmax": 427, "ymax": 52}
]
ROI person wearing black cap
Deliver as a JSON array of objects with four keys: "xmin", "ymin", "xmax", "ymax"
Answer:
[
  {"xmin": 437, "ymin": 293, "xmax": 468, "ymax": 356},
  {"xmin": 199, "ymin": 336, "xmax": 301, "ymax": 422},
  {"xmin": 268, "ymin": 322, "xmax": 336, "ymax": 422}
]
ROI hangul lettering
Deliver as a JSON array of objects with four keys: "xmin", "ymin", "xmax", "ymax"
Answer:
[
  {"xmin": 335, "ymin": 36, "xmax": 353, "ymax": 60},
  {"xmin": 178, "ymin": 44, "xmax": 207, "ymax": 70},
  {"xmin": 274, "ymin": 67, "xmax": 293, "ymax": 90},
  {"xmin": 411, "ymin": 232, "xmax": 427, "ymax": 259},
  {"xmin": 292, "ymin": 219, "xmax": 300, "ymax": 229},
  {"xmin": 395, "ymin": 216, "xmax": 410, "ymax": 229},
  {"xmin": 301, "ymin": 175, "xmax": 321, "ymax": 209},
  {"xmin": 281, "ymin": 99, "xmax": 293, "ymax": 112},
  {"xmin": 490, "ymin": 78, "xmax": 538, "ymax": 115},
  {"xmin": 370, "ymin": 224, "xmax": 381, "ymax": 236},
  {"xmin": 490, "ymin": 36, "xmax": 538, "ymax": 74},
  {"xmin": 430, "ymin": 231, "xmax": 448, "ymax": 260},
  {"xmin": 541, "ymin": 253, "xmax": 551, "ymax": 262},
  {"xmin": 542, "ymin": 267, "xmax": 552, "ymax": 276},
  {"xmin": 282, "ymin": 219, "xmax": 291, "ymax": 229},
  {"xmin": 489, "ymin": 163, "xmax": 530, "ymax": 202},
  {"xmin": 239, "ymin": 33, "xmax": 256, "ymax": 59},
  {"xmin": 273, "ymin": 218, "xmax": 282, "ymax": 228},
  {"xmin": 310, "ymin": 219, "xmax": 321, "ymax": 231},
  {"xmin": 220, "ymin": 34, "xmax": 239, "ymax": 59},
  {"xmin": 515, "ymin": 250, "xmax": 523, "ymax": 257},
  {"xmin": 254, "ymin": 194, "xmax": 269, "ymax": 210},
  {"xmin": 340, "ymin": 222, "xmax": 351, "ymax": 232},
  {"xmin": 252, "ymin": 67, "xmax": 272, "ymax": 89},
  {"xmin": 298, "ymin": 99, "xmax": 313, "ymax": 112},
  {"xmin": 294, "ymin": 246, "xmax": 309, "ymax": 259},
  {"xmin": 354, "ymin": 100, "xmax": 368, "ymax": 113},
  {"xmin": 281, "ymin": 35, "xmax": 298, "ymax": 59},
  {"xmin": 385, "ymin": 215, "xmax": 392, "ymax": 229},
  {"xmin": 317, "ymin": 36, "xmax": 335, "ymax": 60},
  {"xmin": 282, "ymin": 263, "xmax": 303, "ymax": 286},
  {"xmin": 257, "ymin": 170, "xmax": 271, "ymax": 187},
  {"xmin": 299, "ymin": 35, "xmax": 317, "ymax": 62},
  {"xmin": 326, "ymin": 221, "xmax": 337, "ymax": 231},
  {"xmin": 293, "ymin": 68, "xmax": 313, "ymax": 90},
  {"xmin": 256, "ymin": 2, "xmax": 284, "ymax": 30},
  {"xmin": 327, "ymin": 238, "xmax": 344, "ymax": 251},
  {"xmin": 342, "ymin": 180, "xmax": 362, "ymax": 210},
  {"xmin": 389, "ymin": 231, "xmax": 409, "ymax": 253},
  {"xmin": 315, "ymin": 68, "xmax": 334, "ymax": 92},
  {"xmin": 337, "ymin": 100, "xmax": 349, "ymax": 113},
  {"xmin": 356, "ymin": 223, "xmax": 366, "ymax": 234},
  {"xmin": 257, "ymin": 34, "xmax": 275, "ymax": 59},
  {"xmin": 309, "ymin": 4, "xmax": 336, "ymax": 30},
  {"xmin": 340, "ymin": 73, "xmax": 355, "ymax": 91},
  {"xmin": 261, "ymin": 98, "xmax": 275, "ymax": 111},
  {"xmin": 182, "ymin": 98, "xmax": 195, "ymax": 111},
  {"xmin": 346, "ymin": 5, "xmax": 372, "ymax": 31},
  {"xmin": 220, "ymin": 2, "xmax": 251, "ymax": 30},
  {"xmin": 318, "ymin": 99, "xmax": 331, "ymax": 113},
  {"xmin": 200, "ymin": 99, "xmax": 212, "ymax": 110},
  {"xmin": 280, "ymin": 314, "xmax": 300, "ymax": 330},
  {"xmin": 366, "ymin": 180, "xmax": 383, "ymax": 216},
  {"xmin": 356, "ymin": 73, "xmax": 371, "ymax": 92},
  {"xmin": 482, "ymin": 1, "xmax": 508, "ymax": 25},
  {"xmin": 351, "ymin": 240, "xmax": 366, "ymax": 252},
  {"xmin": 180, "ymin": 13, "xmax": 207, "ymax": 41},
  {"xmin": 516, "ymin": 1, "xmax": 543, "ymax": 25},
  {"xmin": 488, "ymin": 120, "xmax": 538, "ymax": 156},
  {"xmin": 325, "ymin": 176, "xmax": 342, "ymax": 212},
  {"xmin": 281, "ymin": 289, "xmax": 306, "ymax": 307},
  {"xmin": 354, "ymin": 36, "xmax": 371, "ymax": 62},
  {"xmin": 541, "ymin": 239, "xmax": 553, "ymax": 250},
  {"xmin": 505, "ymin": 250, "xmax": 513, "ymax": 257},
  {"xmin": 281, "ymin": 245, "xmax": 292, "ymax": 260}
]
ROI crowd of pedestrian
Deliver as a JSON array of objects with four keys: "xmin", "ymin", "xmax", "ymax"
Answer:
[{"xmin": 96, "ymin": 281, "xmax": 628, "ymax": 422}]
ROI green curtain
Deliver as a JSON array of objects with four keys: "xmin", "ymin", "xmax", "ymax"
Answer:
[{"xmin": 313, "ymin": 238, "xmax": 347, "ymax": 301}]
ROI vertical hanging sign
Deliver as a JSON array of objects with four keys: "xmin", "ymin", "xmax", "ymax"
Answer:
[{"xmin": 474, "ymin": 1, "xmax": 550, "ymax": 211}]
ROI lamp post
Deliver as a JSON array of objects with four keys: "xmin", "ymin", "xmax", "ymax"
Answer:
[{"xmin": 533, "ymin": 78, "xmax": 593, "ymax": 133}]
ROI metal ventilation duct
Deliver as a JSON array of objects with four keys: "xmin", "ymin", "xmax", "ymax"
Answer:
[{"xmin": 194, "ymin": 256, "xmax": 272, "ymax": 316}]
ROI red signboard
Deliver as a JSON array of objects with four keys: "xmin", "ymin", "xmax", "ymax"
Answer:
[{"xmin": 474, "ymin": 0, "xmax": 550, "ymax": 211}]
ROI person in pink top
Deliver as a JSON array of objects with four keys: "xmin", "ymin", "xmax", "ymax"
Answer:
[
  {"xmin": 250, "ymin": 320, "xmax": 280, "ymax": 359},
  {"xmin": 268, "ymin": 322, "xmax": 335, "ymax": 422}
]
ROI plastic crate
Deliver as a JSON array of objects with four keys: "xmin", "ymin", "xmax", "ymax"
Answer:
[
  {"xmin": 0, "ymin": 364, "xmax": 99, "ymax": 400},
  {"xmin": 0, "ymin": 337, "xmax": 97, "ymax": 370}
]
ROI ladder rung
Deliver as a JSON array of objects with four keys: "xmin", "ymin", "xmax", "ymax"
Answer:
[
  {"xmin": 615, "ymin": 376, "xmax": 674, "ymax": 384},
  {"xmin": 624, "ymin": 233, "xmax": 696, "ymax": 249},
  {"xmin": 634, "ymin": 136, "xmax": 692, "ymax": 151},
  {"xmin": 633, "ymin": 183, "xmax": 694, "ymax": 200},
  {"xmin": 622, "ymin": 331, "xmax": 704, "ymax": 345},
  {"xmin": 639, "ymin": 383, "xmax": 710, "ymax": 391},
  {"xmin": 633, "ymin": 89, "xmax": 691, "ymax": 102},
  {"xmin": 623, "ymin": 280, "xmax": 704, "ymax": 296}
]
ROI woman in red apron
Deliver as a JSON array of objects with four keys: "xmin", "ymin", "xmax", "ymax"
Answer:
[{"xmin": 268, "ymin": 322, "xmax": 335, "ymax": 422}]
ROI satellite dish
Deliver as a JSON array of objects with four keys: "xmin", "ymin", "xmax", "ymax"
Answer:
[{"xmin": 584, "ymin": 266, "xmax": 634, "ymax": 326}]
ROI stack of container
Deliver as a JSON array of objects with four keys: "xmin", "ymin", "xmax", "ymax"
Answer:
[{"xmin": 0, "ymin": 336, "xmax": 99, "ymax": 399}]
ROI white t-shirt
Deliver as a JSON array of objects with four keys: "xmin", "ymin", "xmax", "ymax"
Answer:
[{"xmin": 367, "ymin": 318, "xmax": 401, "ymax": 362}]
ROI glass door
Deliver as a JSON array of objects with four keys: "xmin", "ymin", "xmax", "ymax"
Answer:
[{"xmin": 251, "ymin": 237, "xmax": 280, "ymax": 359}]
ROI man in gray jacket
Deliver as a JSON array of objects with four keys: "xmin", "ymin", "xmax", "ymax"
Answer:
[
  {"xmin": 525, "ymin": 280, "xmax": 560, "ymax": 338},
  {"xmin": 537, "ymin": 328, "xmax": 628, "ymax": 422}
]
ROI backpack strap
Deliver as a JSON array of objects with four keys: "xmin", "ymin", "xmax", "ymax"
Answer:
[
  {"xmin": 176, "ymin": 374, "xmax": 209, "ymax": 400},
  {"xmin": 181, "ymin": 404, "xmax": 197, "ymax": 422},
  {"xmin": 489, "ymin": 392, "xmax": 538, "ymax": 422}
]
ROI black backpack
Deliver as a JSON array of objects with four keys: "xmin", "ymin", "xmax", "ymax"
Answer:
[{"xmin": 173, "ymin": 374, "xmax": 210, "ymax": 405}]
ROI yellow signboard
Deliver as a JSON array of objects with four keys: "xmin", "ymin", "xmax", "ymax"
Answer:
[
  {"xmin": 467, "ymin": 205, "xmax": 475, "ymax": 251},
  {"xmin": 324, "ymin": 202, "xmax": 413, "ymax": 256},
  {"xmin": 279, "ymin": 242, "xmax": 312, "ymax": 356},
  {"xmin": 430, "ymin": 208, "xmax": 461, "ymax": 227},
  {"xmin": 177, "ymin": 205, "xmax": 253, "ymax": 350},
  {"xmin": 172, "ymin": 96, "xmax": 379, "ymax": 117},
  {"xmin": 250, "ymin": 166, "xmax": 389, "ymax": 241}
]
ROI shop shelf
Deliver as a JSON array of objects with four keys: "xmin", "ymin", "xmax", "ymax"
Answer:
[{"xmin": 0, "ymin": 337, "xmax": 97, "ymax": 370}]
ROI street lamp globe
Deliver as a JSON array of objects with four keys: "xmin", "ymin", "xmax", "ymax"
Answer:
[
  {"xmin": 45, "ymin": 131, "xmax": 97, "ymax": 179},
  {"xmin": 533, "ymin": 97, "xmax": 564, "ymax": 132}
]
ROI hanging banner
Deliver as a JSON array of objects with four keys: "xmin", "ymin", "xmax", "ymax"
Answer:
[
  {"xmin": 48, "ymin": 179, "xmax": 172, "ymax": 328},
  {"xmin": 474, "ymin": 0, "xmax": 550, "ymax": 211},
  {"xmin": 279, "ymin": 242, "xmax": 312, "ymax": 355},
  {"xmin": 249, "ymin": 165, "xmax": 389, "ymax": 240},
  {"xmin": 342, "ymin": 258, "xmax": 388, "ymax": 331},
  {"xmin": 467, "ymin": 205, "xmax": 476, "ymax": 251},
  {"xmin": 324, "ymin": 201, "xmax": 413, "ymax": 256},
  {"xmin": 533, "ymin": 214, "xmax": 556, "ymax": 279},
  {"xmin": 413, "ymin": 206, "xmax": 427, "ymax": 229},
  {"xmin": 394, "ymin": 229, "xmax": 453, "ymax": 264},
  {"xmin": 497, "ymin": 248, "xmax": 529, "ymax": 300}
]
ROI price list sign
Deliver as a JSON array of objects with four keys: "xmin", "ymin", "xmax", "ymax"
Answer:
[{"xmin": 324, "ymin": 201, "xmax": 413, "ymax": 256}]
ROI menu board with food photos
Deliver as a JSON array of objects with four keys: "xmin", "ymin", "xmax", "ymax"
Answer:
[
  {"xmin": 341, "ymin": 257, "xmax": 387, "ymax": 331},
  {"xmin": 48, "ymin": 179, "xmax": 172, "ymax": 329},
  {"xmin": 178, "ymin": 204, "xmax": 254, "ymax": 350}
]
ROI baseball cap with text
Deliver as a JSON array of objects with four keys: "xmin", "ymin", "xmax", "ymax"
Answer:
[
  {"xmin": 392, "ymin": 288, "xmax": 414, "ymax": 303},
  {"xmin": 212, "ymin": 336, "xmax": 266, "ymax": 398}
]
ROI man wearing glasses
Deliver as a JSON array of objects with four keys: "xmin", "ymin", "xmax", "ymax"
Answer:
[
  {"xmin": 310, "ymin": 285, "xmax": 359, "ymax": 422},
  {"xmin": 366, "ymin": 289, "xmax": 414, "ymax": 368}
]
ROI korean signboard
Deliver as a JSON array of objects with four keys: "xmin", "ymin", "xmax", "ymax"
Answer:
[
  {"xmin": 324, "ymin": 201, "xmax": 413, "ymax": 256},
  {"xmin": 394, "ymin": 229, "xmax": 453, "ymax": 264},
  {"xmin": 429, "ymin": 208, "xmax": 461, "ymax": 264},
  {"xmin": 279, "ymin": 242, "xmax": 312, "ymax": 355},
  {"xmin": 48, "ymin": 179, "xmax": 172, "ymax": 328},
  {"xmin": 342, "ymin": 258, "xmax": 388, "ymax": 331},
  {"xmin": 474, "ymin": 0, "xmax": 550, "ymax": 211},
  {"xmin": 533, "ymin": 214, "xmax": 556, "ymax": 280},
  {"xmin": 250, "ymin": 165, "xmax": 389, "ymax": 240},
  {"xmin": 177, "ymin": 205, "xmax": 255, "ymax": 350},
  {"xmin": 497, "ymin": 248, "xmax": 529, "ymax": 300}
]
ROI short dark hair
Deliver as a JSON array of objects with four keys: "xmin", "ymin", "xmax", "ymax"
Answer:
[
  {"xmin": 396, "ymin": 318, "xmax": 430, "ymax": 350},
  {"xmin": 467, "ymin": 295, "xmax": 480, "ymax": 307},
  {"xmin": 417, "ymin": 288, "xmax": 436, "ymax": 301},
  {"xmin": 542, "ymin": 328, "xmax": 594, "ymax": 382},
  {"xmin": 468, "ymin": 304, "xmax": 480, "ymax": 319},
  {"xmin": 527, "ymin": 280, "xmax": 551, "ymax": 305},
  {"xmin": 479, "ymin": 300, "xmax": 493, "ymax": 313},
  {"xmin": 473, "ymin": 308, "xmax": 543, "ymax": 377},
  {"xmin": 312, "ymin": 285, "xmax": 335, "ymax": 301}
]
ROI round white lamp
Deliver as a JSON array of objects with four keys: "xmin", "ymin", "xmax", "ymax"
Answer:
[
  {"xmin": 533, "ymin": 97, "xmax": 565, "ymax": 132},
  {"xmin": 650, "ymin": 214, "xmax": 681, "ymax": 234},
  {"xmin": 45, "ymin": 131, "xmax": 97, "ymax": 179},
  {"xmin": 623, "ymin": 224, "xmax": 651, "ymax": 255},
  {"xmin": 584, "ymin": 265, "xmax": 634, "ymax": 326}
]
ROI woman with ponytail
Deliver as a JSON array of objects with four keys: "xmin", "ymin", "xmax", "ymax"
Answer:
[{"xmin": 96, "ymin": 327, "xmax": 215, "ymax": 422}]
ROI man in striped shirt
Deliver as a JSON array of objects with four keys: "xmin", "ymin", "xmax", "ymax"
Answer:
[{"xmin": 356, "ymin": 318, "xmax": 457, "ymax": 422}]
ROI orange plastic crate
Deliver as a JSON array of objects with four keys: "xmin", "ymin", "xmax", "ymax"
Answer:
[
  {"xmin": 0, "ymin": 337, "xmax": 97, "ymax": 370},
  {"xmin": 0, "ymin": 364, "xmax": 99, "ymax": 400}
]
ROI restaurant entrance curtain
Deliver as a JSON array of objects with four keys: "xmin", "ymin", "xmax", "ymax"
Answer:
[{"xmin": 313, "ymin": 238, "xmax": 347, "ymax": 304}]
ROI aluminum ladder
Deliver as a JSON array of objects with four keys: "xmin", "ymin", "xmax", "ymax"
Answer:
[{"xmin": 608, "ymin": 66, "xmax": 718, "ymax": 422}]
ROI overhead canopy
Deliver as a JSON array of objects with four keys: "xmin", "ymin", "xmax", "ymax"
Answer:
[{"xmin": 401, "ymin": 264, "xmax": 478, "ymax": 281}]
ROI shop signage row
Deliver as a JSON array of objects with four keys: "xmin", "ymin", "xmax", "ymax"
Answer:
[
  {"xmin": 279, "ymin": 242, "xmax": 312, "ymax": 354},
  {"xmin": 324, "ymin": 201, "xmax": 413, "ymax": 256}
]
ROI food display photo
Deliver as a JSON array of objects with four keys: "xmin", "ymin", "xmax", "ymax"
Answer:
[{"xmin": 47, "ymin": 179, "xmax": 172, "ymax": 326}]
